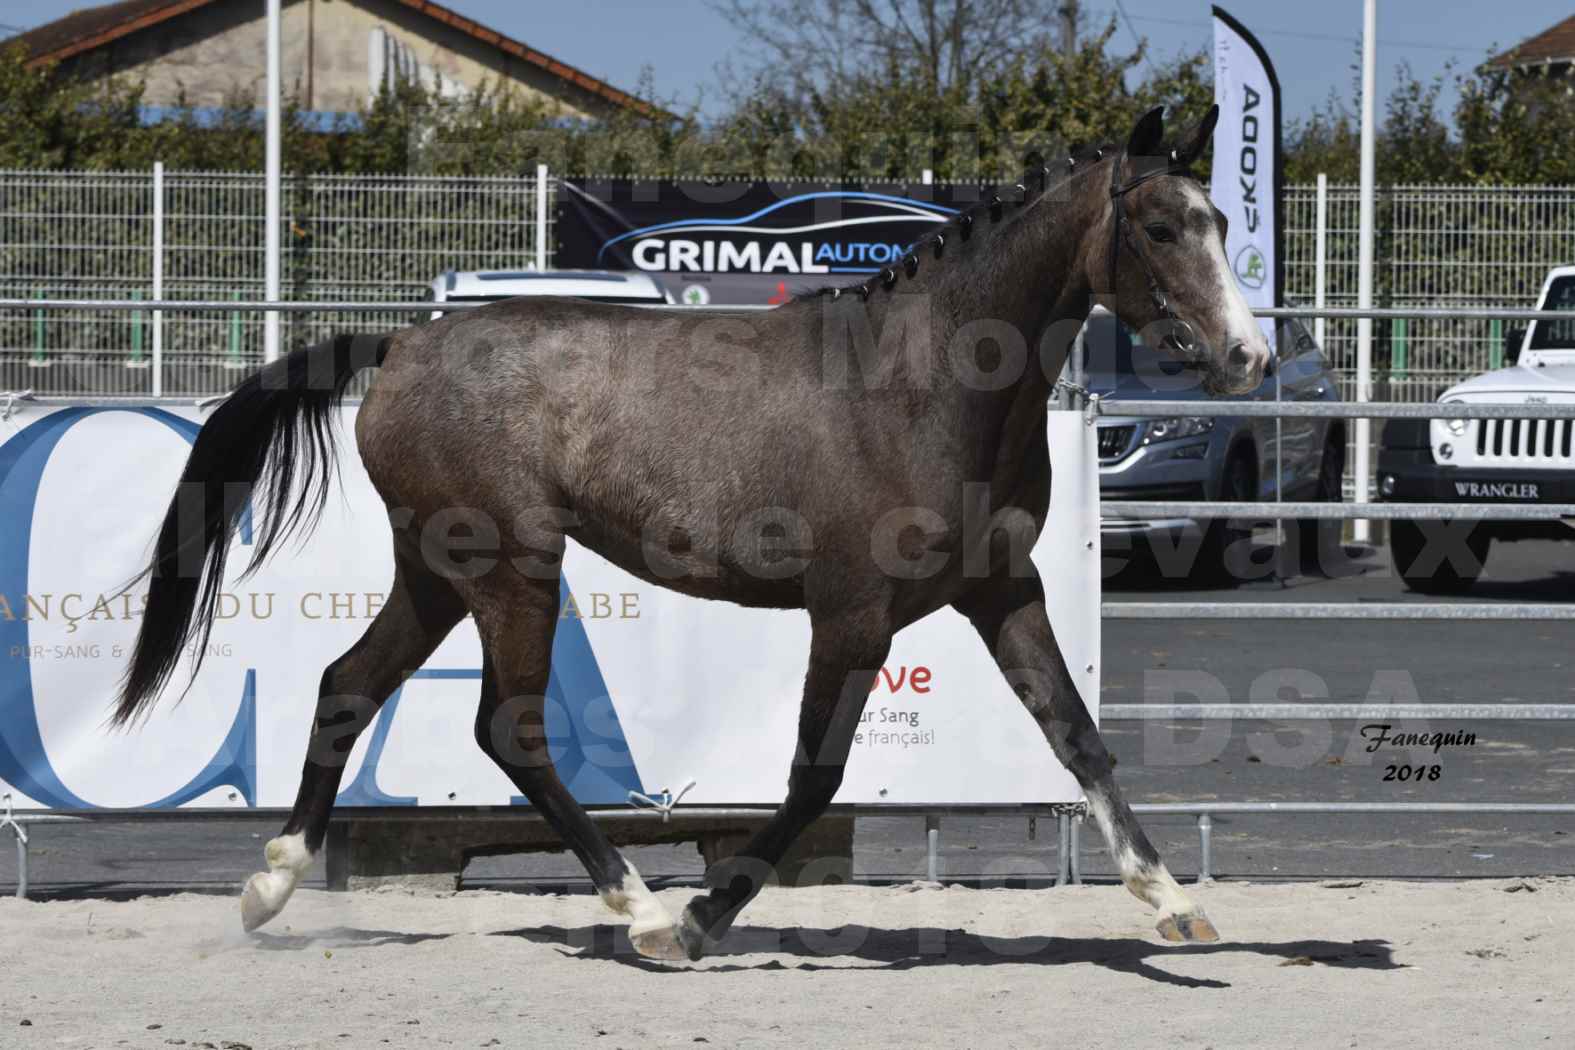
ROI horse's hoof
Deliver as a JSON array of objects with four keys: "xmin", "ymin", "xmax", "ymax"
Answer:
[
  {"xmin": 677, "ymin": 908, "xmax": 709, "ymax": 961},
  {"xmin": 1156, "ymin": 911, "xmax": 1220, "ymax": 943},
  {"xmin": 240, "ymin": 873, "xmax": 285, "ymax": 933},
  {"xmin": 629, "ymin": 923, "xmax": 690, "ymax": 961}
]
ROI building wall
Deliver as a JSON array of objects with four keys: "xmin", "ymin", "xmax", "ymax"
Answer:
[{"xmin": 58, "ymin": 0, "xmax": 612, "ymax": 119}]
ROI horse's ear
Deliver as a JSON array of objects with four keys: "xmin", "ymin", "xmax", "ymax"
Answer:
[
  {"xmin": 1126, "ymin": 107, "xmax": 1166, "ymax": 159},
  {"xmin": 1172, "ymin": 104, "xmax": 1220, "ymax": 168}
]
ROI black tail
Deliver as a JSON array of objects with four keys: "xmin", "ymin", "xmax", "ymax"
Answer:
[{"xmin": 114, "ymin": 333, "xmax": 389, "ymax": 726}]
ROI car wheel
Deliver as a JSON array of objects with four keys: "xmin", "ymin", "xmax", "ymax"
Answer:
[
  {"xmin": 1389, "ymin": 518, "xmax": 1490, "ymax": 594},
  {"xmin": 1198, "ymin": 448, "xmax": 1255, "ymax": 587},
  {"xmin": 1298, "ymin": 439, "xmax": 1345, "ymax": 574}
]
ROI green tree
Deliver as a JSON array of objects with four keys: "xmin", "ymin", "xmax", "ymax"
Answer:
[{"xmin": 1284, "ymin": 59, "xmax": 1575, "ymax": 186}]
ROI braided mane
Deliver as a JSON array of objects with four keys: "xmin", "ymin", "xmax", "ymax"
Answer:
[{"xmin": 794, "ymin": 142, "xmax": 1123, "ymax": 304}]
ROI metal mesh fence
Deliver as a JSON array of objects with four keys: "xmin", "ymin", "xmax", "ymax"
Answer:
[
  {"xmin": 0, "ymin": 169, "xmax": 548, "ymax": 396},
  {"xmin": 1283, "ymin": 182, "xmax": 1575, "ymax": 405},
  {"xmin": 2, "ymin": 171, "xmax": 1571, "ymax": 399}
]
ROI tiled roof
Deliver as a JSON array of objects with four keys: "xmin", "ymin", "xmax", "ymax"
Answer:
[
  {"xmin": 7, "ymin": 0, "xmax": 658, "ymax": 115},
  {"xmin": 1486, "ymin": 15, "xmax": 1575, "ymax": 70}
]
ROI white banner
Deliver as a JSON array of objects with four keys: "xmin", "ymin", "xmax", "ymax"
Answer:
[
  {"xmin": 0, "ymin": 404, "xmax": 1099, "ymax": 811},
  {"xmin": 1212, "ymin": 5, "xmax": 1281, "ymax": 349}
]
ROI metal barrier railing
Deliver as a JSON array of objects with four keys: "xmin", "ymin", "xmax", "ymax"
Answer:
[
  {"xmin": 5, "ymin": 300, "xmax": 1575, "ymax": 320},
  {"xmin": 1101, "ymin": 399, "xmax": 1575, "ymax": 420},
  {"xmin": 1104, "ymin": 501, "xmax": 1575, "ymax": 519},
  {"xmin": 1125, "ymin": 802, "xmax": 1575, "ymax": 883},
  {"xmin": 1106, "ymin": 603, "xmax": 1575, "ymax": 619},
  {"xmin": 9, "ymin": 797, "xmax": 1569, "ymax": 896}
]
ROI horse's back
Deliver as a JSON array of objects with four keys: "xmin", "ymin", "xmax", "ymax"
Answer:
[{"xmin": 355, "ymin": 298, "xmax": 819, "ymax": 589}]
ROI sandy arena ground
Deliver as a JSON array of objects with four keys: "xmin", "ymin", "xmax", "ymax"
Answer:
[{"xmin": 3, "ymin": 878, "xmax": 1572, "ymax": 1049}]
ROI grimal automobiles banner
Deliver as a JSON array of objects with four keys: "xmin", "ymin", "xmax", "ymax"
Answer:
[
  {"xmin": 0, "ymin": 404, "xmax": 1099, "ymax": 811},
  {"xmin": 1211, "ymin": 5, "xmax": 1283, "ymax": 349},
  {"xmin": 554, "ymin": 179, "xmax": 995, "ymax": 304}
]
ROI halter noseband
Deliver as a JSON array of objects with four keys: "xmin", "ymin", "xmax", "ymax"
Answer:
[{"xmin": 1107, "ymin": 148, "xmax": 1199, "ymax": 357}]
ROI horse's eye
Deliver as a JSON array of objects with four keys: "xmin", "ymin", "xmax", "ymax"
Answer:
[{"xmin": 1145, "ymin": 223, "xmax": 1175, "ymax": 243}]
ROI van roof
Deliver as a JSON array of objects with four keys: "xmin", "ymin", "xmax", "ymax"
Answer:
[{"xmin": 434, "ymin": 268, "xmax": 667, "ymax": 301}]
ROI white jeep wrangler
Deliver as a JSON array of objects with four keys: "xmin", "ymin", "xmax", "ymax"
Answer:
[{"xmin": 1378, "ymin": 265, "xmax": 1575, "ymax": 592}]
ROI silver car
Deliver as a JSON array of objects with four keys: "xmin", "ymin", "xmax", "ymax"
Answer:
[{"xmin": 1087, "ymin": 309, "xmax": 1346, "ymax": 583}]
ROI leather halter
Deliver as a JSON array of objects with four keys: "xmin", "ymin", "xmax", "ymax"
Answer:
[{"xmin": 1107, "ymin": 149, "xmax": 1200, "ymax": 357}]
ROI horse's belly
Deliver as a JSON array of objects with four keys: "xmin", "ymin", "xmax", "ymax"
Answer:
[{"xmin": 565, "ymin": 518, "xmax": 806, "ymax": 611}]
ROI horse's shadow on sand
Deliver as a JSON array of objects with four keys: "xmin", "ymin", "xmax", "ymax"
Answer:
[
  {"xmin": 492, "ymin": 924, "xmax": 1400, "ymax": 989},
  {"xmin": 250, "ymin": 926, "xmax": 452, "ymax": 951}
]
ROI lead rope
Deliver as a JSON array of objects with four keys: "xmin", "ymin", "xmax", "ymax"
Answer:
[
  {"xmin": 0, "ymin": 794, "xmax": 23, "ymax": 845},
  {"xmin": 1, "ymin": 389, "xmax": 35, "ymax": 430},
  {"xmin": 1, "ymin": 794, "xmax": 27, "ymax": 900},
  {"xmin": 1052, "ymin": 377, "xmax": 1104, "ymax": 426},
  {"xmin": 627, "ymin": 778, "xmax": 697, "ymax": 823},
  {"xmin": 1, "ymin": 793, "xmax": 26, "ymax": 854}
]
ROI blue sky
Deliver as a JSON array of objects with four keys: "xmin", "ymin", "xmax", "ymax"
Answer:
[{"xmin": 4, "ymin": 1, "xmax": 1566, "ymax": 127}]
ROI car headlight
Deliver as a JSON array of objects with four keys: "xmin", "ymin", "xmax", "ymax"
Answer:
[
  {"xmin": 1141, "ymin": 417, "xmax": 1214, "ymax": 444},
  {"xmin": 1440, "ymin": 399, "xmax": 1469, "ymax": 436}
]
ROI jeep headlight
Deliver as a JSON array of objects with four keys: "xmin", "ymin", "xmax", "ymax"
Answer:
[
  {"xmin": 1141, "ymin": 417, "xmax": 1214, "ymax": 444},
  {"xmin": 1442, "ymin": 400, "xmax": 1469, "ymax": 436}
]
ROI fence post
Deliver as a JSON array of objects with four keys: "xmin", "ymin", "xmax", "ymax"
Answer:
[
  {"xmin": 924, "ymin": 812, "xmax": 940, "ymax": 882},
  {"xmin": 1314, "ymin": 173, "xmax": 1327, "ymax": 352},
  {"xmin": 534, "ymin": 163, "xmax": 549, "ymax": 271},
  {"xmin": 152, "ymin": 160, "xmax": 164, "ymax": 397},
  {"xmin": 1490, "ymin": 317, "xmax": 1504, "ymax": 370},
  {"xmin": 228, "ymin": 291, "xmax": 244, "ymax": 369},
  {"xmin": 1056, "ymin": 812, "xmax": 1071, "ymax": 886},
  {"xmin": 1392, "ymin": 316, "xmax": 1408, "ymax": 382},
  {"xmin": 1355, "ymin": 0, "xmax": 1377, "ymax": 546},
  {"xmin": 1196, "ymin": 813, "xmax": 1213, "ymax": 883},
  {"xmin": 1069, "ymin": 813, "xmax": 1082, "ymax": 884},
  {"xmin": 129, "ymin": 290, "xmax": 145, "ymax": 368},
  {"xmin": 263, "ymin": 0, "xmax": 282, "ymax": 364},
  {"xmin": 30, "ymin": 289, "xmax": 45, "ymax": 368}
]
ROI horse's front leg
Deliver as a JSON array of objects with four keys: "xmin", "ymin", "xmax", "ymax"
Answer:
[{"xmin": 956, "ymin": 572, "xmax": 1219, "ymax": 943}]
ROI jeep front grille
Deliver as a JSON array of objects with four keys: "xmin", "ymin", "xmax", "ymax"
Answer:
[{"xmin": 1473, "ymin": 418, "xmax": 1575, "ymax": 464}]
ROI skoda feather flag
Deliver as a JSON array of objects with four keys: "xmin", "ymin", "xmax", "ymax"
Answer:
[{"xmin": 1211, "ymin": 6, "xmax": 1282, "ymax": 349}]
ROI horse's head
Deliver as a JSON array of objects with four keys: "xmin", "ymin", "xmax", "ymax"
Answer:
[{"xmin": 1094, "ymin": 105, "xmax": 1272, "ymax": 396}]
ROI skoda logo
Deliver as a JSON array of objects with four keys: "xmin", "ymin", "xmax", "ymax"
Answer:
[{"xmin": 1234, "ymin": 244, "xmax": 1266, "ymax": 290}]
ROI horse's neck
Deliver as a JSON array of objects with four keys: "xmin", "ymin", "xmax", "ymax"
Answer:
[{"xmin": 907, "ymin": 174, "xmax": 1100, "ymax": 469}]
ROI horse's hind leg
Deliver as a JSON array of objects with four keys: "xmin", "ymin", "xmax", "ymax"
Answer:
[
  {"xmin": 956, "ymin": 572, "xmax": 1218, "ymax": 943},
  {"xmin": 470, "ymin": 570, "xmax": 685, "ymax": 959},
  {"xmin": 241, "ymin": 547, "xmax": 465, "ymax": 932}
]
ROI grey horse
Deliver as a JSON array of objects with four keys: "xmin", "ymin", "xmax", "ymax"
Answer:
[{"xmin": 117, "ymin": 105, "xmax": 1268, "ymax": 961}]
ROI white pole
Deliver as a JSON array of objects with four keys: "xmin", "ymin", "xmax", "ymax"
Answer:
[
  {"xmin": 1314, "ymin": 172, "xmax": 1327, "ymax": 353},
  {"xmin": 264, "ymin": 0, "xmax": 282, "ymax": 363},
  {"xmin": 921, "ymin": 168, "xmax": 934, "ymax": 185},
  {"xmin": 1354, "ymin": 0, "xmax": 1376, "ymax": 544},
  {"xmin": 152, "ymin": 161, "xmax": 164, "ymax": 398},
  {"xmin": 535, "ymin": 163, "xmax": 549, "ymax": 271}
]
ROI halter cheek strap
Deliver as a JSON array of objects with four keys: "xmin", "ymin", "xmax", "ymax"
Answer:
[{"xmin": 1108, "ymin": 149, "xmax": 1199, "ymax": 357}]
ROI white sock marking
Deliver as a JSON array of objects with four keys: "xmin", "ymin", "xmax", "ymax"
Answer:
[
  {"xmin": 600, "ymin": 860, "xmax": 676, "ymax": 937},
  {"xmin": 1085, "ymin": 791, "xmax": 1200, "ymax": 918},
  {"xmin": 246, "ymin": 832, "xmax": 313, "ymax": 918}
]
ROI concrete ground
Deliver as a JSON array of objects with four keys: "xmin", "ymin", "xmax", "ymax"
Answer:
[{"xmin": 4, "ymin": 537, "xmax": 1573, "ymax": 896}]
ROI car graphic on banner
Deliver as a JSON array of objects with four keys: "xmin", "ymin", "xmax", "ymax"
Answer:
[{"xmin": 556, "ymin": 179, "xmax": 977, "ymax": 278}]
